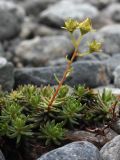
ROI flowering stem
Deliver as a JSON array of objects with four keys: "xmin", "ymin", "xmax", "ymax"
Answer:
[{"xmin": 47, "ymin": 50, "xmax": 78, "ymax": 111}]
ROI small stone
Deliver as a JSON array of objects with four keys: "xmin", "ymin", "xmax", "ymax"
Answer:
[{"xmin": 37, "ymin": 141, "xmax": 102, "ymax": 160}]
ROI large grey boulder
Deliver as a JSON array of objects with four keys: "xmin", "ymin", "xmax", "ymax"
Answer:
[
  {"xmin": 15, "ymin": 36, "xmax": 74, "ymax": 67},
  {"xmin": 0, "ymin": 57, "xmax": 14, "ymax": 91},
  {"xmin": 99, "ymin": 25, "xmax": 120, "ymax": 55},
  {"xmin": 0, "ymin": 1, "xmax": 25, "ymax": 41},
  {"xmin": 39, "ymin": 1, "xmax": 99, "ymax": 28},
  {"xmin": 37, "ymin": 141, "xmax": 102, "ymax": 160},
  {"xmin": 100, "ymin": 135, "xmax": 120, "ymax": 160},
  {"xmin": 15, "ymin": 60, "xmax": 110, "ymax": 88}
]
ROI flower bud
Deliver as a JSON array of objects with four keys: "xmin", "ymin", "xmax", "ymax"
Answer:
[
  {"xmin": 62, "ymin": 18, "xmax": 78, "ymax": 33},
  {"xmin": 79, "ymin": 18, "xmax": 93, "ymax": 35},
  {"xmin": 89, "ymin": 40, "xmax": 102, "ymax": 53}
]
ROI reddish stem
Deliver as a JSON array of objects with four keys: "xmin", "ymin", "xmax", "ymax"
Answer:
[{"xmin": 47, "ymin": 51, "xmax": 77, "ymax": 111}]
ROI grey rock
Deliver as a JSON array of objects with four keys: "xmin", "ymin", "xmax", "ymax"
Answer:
[
  {"xmin": 0, "ymin": 150, "xmax": 5, "ymax": 160},
  {"xmin": 39, "ymin": 1, "xmax": 99, "ymax": 28},
  {"xmin": 100, "ymin": 135, "xmax": 120, "ymax": 160},
  {"xmin": 15, "ymin": 36, "xmax": 74, "ymax": 67},
  {"xmin": 99, "ymin": 25, "xmax": 120, "ymax": 55},
  {"xmin": 37, "ymin": 141, "xmax": 102, "ymax": 160},
  {"xmin": 113, "ymin": 65, "xmax": 120, "ymax": 88},
  {"xmin": 0, "ymin": 57, "xmax": 14, "ymax": 91},
  {"xmin": 15, "ymin": 61, "xmax": 110, "ymax": 88},
  {"xmin": 103, "ymin": 3, "xmax": 120, "ymax": 22},
  {"xmin": 0, "ymin": 1, "xmax": 25, "ymax": 41}
]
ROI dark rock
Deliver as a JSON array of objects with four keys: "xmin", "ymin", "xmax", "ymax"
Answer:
[
  {"xmin": 39, "ymin": 1, "xmax": 99, "ymax": 28},
  {"xmin": 0, "ymin": 57, "xmax": 14, "ymax": 91},
  {"xmin": 100, "ymin": 135, "xmax": 120, "ymax": 160},
  {"xmin": 37, "ymin": 141, "xmax": 102, "ymax": 160},
  {"xmin": 15, "ymin": 36, "xmax": 74, "ymax": 67},
  {"xmin": 15, "ymin": 61, "xmax": 110, "ymax": 88}
]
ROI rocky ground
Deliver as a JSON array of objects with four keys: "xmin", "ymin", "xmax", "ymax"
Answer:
[{"xmin": 1, "ymin": 0, "xmax": 120, "ymax": 160}]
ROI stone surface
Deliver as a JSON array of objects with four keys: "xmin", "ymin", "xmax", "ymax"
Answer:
[
  {"xmin": 15, "ymin": 61, "xmax": 110, "ymax": 88},
  {"xmin": 0, "ymin": 1, "xmax": 25, "ymax": 41},
  {"xmin": 37, "ymin": 141, "xmax": 102, "ymax": 160},
  {"xmin": 0, "ymin": 150, "xmax": 5, "ymax": 160},
  {"xmin": 15, "ymin": 36, "xmax": 74, "ymax": 67},
  {"xmin": 0, "ymin": 57, "xmax": 14, "ymax": 91},
  {"xmin": 99, "ymin": 25, "xmax": 120, "ymax": 55},
  {"xmin": 113, "ymin": 65, "xmax": 120, "ymax": 88},
  {"xmin": 39, "ymin": 1, "xmax": 99, "ymax": 28},
  {"xmin": 100, "ymin": 135, "xmax": 120, "ymax": 160}
]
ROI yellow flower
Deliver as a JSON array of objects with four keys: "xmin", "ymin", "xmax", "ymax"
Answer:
[
  {"xmin": 79, "ymin": 18, "xmax": 93, "ymax": 35},
  {"xmin": 62, "ymin": 18, "xmax": 78, "ymax": 33},
  {"xmin": 89, "ymin": 40, "xmax": 102, "ymax": 53}
]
